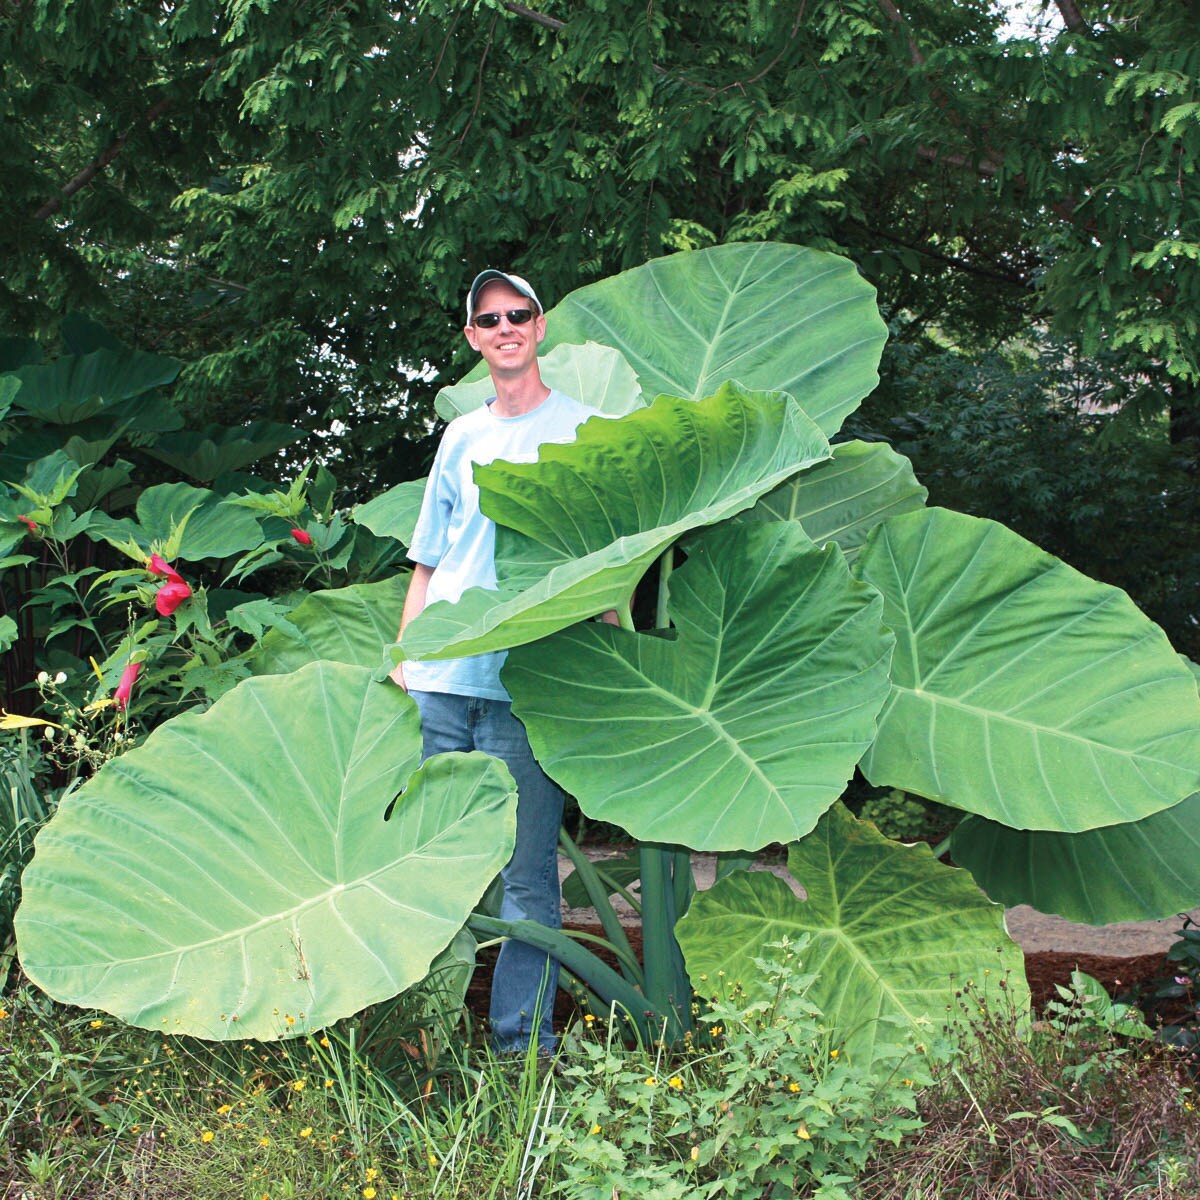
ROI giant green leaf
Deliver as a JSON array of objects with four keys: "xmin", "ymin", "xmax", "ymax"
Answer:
[
  {"xmin": 735, "ymin": 440, "xmax": 927, "ymax": 561},
  {"xmin": 436, "ymin": 342, "xmax": 644, "ymax": 421},
  {"xmin": 856, "ymin": 508, "xmax": 1200, "ymax": 831},
  {"xmin": 9, "ymin": 347, "xmax": 181, "ymax": 424},
  {"xmin": 251, "ymin": 577, "xmax": 408, "ymax": 675},
  {"xmin": 15, "ymin": 663, "xmax": 517, "ymax": 1039},
  {"xmin": 353, "ymin": 478, "xmax": 427, "ymax": 547},
  {"xmin": 542, "ymin": 243, "xmax": 888, "ymax": 437},
  {"xmin": 507, "ymin": 523, "xmax": 892, "ymax": 851},
  {"xmin": 399, "ymin": 385, "xmax": 830, "ymax": 662},
  {"xmin": 951, "ymin": 794, "xmax": 1200, "ymax": 924},
  {"xmin": 87, "ymin": 482, "xmax": 264, "ymax": 562},
  {"xmin": 676, "ymin": 803, "xmax": 1028, "ymax": 1063},
  {"xmin": 144, "ymin": 422, "xmax": 305, "ymax": 482}
]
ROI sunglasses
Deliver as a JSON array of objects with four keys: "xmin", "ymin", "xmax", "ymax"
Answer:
[{"xmin": 473, "ymin": 307, "xmax": 536, "ymax": 328}]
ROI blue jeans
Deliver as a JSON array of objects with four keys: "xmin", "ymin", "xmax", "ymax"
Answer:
[{"xmin": 409, "ymin": 690, "xmax": 563, "ymax": 1052}]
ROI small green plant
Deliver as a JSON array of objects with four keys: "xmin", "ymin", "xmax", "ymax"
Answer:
[
  {"xmin": 549, "ymin": 938, "xmax": 947, "ymax": 1200},
  {"xmin": 0, "ymin": 731, "xmax": 64, "ymax": 975},
  {"xmin": 856, "ymin": 788, "xmax": 956, "ymax": 843}
]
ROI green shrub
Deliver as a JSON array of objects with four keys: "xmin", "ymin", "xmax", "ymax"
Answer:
[{"xmin": 549, "ymin": 938, "xmax": 949, "ymax": 1199}]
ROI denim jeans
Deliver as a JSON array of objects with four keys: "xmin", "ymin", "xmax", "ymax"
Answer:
[{"xmin": 409, "ymin": 690, "xmax": 563, "ymax": 1052}]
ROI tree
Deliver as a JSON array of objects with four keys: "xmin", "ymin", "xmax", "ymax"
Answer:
[{"xmin": 4, "ymin": 0, "xmax": 1196, "ymax": 483}]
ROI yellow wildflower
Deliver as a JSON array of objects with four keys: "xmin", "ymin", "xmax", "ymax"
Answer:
[
  {"xmin": 830, "ymin": 1049, "xmax": 839, "ymax": 1058},
  {"xmin": 291, "ymin": 1080, "xmax": 306, "ymax": 1092},
  {"xmin": 258, "ymin": 1136, "xmax": 270, "ymax": 1147},
  {"xmin": 285, "ymin": 1015, "xmax": 295, "ymax": 1026},
  {"xmin": 584, "ymin": 1014, "xmax": 595, "ymax": 1023},
  {"xmin": 644, "ymin": 1076, "xmax": 657, "ymax": 1087},
  {"xmin": 320, "ymin": 1036, "xmax": 331, "ymax": 1047},
  {"xmin": 590, "ymin": 1124, "xmax": 601, "ymax": 1135},
  {"xmin": 788, "ymin": 1082, "xmax": 800, "ymax": 1093},
  {"xmin": 690, "ymin": 1146, "xmax": 699, "ymax": 1162},
  {"xmin": 428, "ymin": 1154, "xmax": 438, "ymax": 1167},
  {"xmin": 200, "ymin": 1130, "xmax": 215, "ymax": 1143},
  {"xmin": 796, "ymin": 1123, "xmax": 811, "ymax": 1140},
  {"xmin": 216, "ymin": 1103, "xmax": 233, "ymax": 1114},
  {"xmin": 668, "ymin": 1076, "xmax": 683, "ymax": 1090},
  {"xmin": 299, "ymin": 1127, "xmax": 313, "ymax": 1138},
  {"xmin": 363, "ymin": 1189, "xmax": 377, "ymax": 1199},
  {"xmin": 0, "ymin": 1007, "xmax": 8, "ymax": 1020},
  {"xmin": 90, "ymin": 1019, "xmax": 103, "ymax": 1028}
]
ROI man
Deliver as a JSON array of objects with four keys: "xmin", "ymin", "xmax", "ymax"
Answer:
[{"xmin": 391, "ymin": 269, "xmax": 600, "ymax": 1053}]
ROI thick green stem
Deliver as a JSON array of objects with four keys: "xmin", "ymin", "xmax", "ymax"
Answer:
[
  {"xmin": 638, "ymin": 845, "xmax": 691, "ymax": 1039},
  {"xmin": 655, "ymin": 545, "xmax": 673, "ymax": 629},
  {"xmin": 468, "ymin": 914, "xmax": 660, "ymax": 1040},
  {"xmin": 558, "ymin": 827, "xmax": 644, "ymax": 987}
]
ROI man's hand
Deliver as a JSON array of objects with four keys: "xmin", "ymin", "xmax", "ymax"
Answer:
[{"xmin": 391, "ymin": 563, "xmax": 434, "ymax": 692}]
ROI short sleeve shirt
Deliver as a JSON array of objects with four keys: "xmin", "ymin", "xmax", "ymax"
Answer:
[{"xmin": 404, "ymin": 389, "xmax": 600, "ymax": 699}]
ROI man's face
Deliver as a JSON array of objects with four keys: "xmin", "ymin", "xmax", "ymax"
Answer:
[{"xmin": 464, "ymin": 280, "xmax": 546, "ymax": 378}]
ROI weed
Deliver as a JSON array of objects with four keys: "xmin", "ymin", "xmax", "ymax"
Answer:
[{"xmin": 858, "ymin": 973, "xmax": 1200, "ymax": 1199}]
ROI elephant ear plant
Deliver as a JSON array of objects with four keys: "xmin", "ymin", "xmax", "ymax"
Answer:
[{"xmin": 16, "ymin": 245, "xmax": 1200, "ymax": 1063}]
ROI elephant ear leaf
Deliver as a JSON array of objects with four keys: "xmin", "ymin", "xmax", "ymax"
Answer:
[
  {"xmin": 15, "ymin": 662, "xmax": 517, "ymax": 1040},
  {"xmin": 736, "ymin": 440, "xmax": 927, "ymax": 561},
  {"xmin": 250, "ymin": 578, "xmax": 408, "ymax": 675},
  {"xmin": 855, "ymin": 508, "xmax": 1200, "ymax": 832},
  {"xmin": 543, "ymin": 243, "xmax": 887, "ymax": 437},
  {"xmin": 399, "ymin": 385, "xmax": 830, "ymax": 663},
  {"xmin": 676, "ymin": 802, "xmax": 1028, "ymax": 1065},
  {"xmin": 951, "ymin": 793, "xmax": 1200, "ymax": 925},
  {"xmin": 507, "ymin": 522, "xmax": 893, "ymax": 851}
]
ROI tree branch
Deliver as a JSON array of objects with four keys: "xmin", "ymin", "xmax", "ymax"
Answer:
[
  {"xmin": 33, "ymin": 96, "xmax": 172, "ymax": 221},
  {"xmin": 847, "ymin": 217, "xmax": 1031, "ymax": 288},
  {"xmin": 1054, "ymin": 0, "xmax": 1090, "ymax": 34},
  {"xmin": 876, "ymin": 0, "xmax": 924, "ymax": 67}
]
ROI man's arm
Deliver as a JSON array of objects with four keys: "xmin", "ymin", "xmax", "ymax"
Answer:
[{"xmin": 389, "ymin": 561, "xmax": 435, "ymax": 690}]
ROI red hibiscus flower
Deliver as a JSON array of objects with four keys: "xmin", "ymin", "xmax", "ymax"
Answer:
[
  {"xmin": 114, "ymin": 662, "xmax": 141, "ymax": 710},
  {"xmin": 147, "ymin": 553, "xmax": 184, "ymax": 584},
  {"xmin": 155, "ymin": 580, "xmax": 193, "ymax": 616},
  {"xmin": 18, "ymin": 515, "xmax": 37, "ymax": 534},
  {"xmin": 290, "ymin": 528, "xmax": 314, "ymax": 547}
]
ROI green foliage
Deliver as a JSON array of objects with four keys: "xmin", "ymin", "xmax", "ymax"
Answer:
[
  {"xmin": 856, "ymin": 789, "xmax": 948, "ymax": 843},
  {"xmin": 15, "ymin": 244, "xmax": 1200, "ymax": 1064},
  {"xmin": 16, "ymin": 664, "xmax": 519, "ymax": 1038},
  {"xmin": 677, "ymin": 804, "xmax": 1026, "ymax": 1063},
  {"xmin": 5, "ymin": 0, "xmax": 1197, "ymax": 491},
  {"xmin": 869, "ymin": 336, "xmax": 1200, "ymax": 659},
  {"xmin": 552, "ymin": 940, "xmax": 947, "ymax": 1200},
  {"xmin": 0, "ymin": 733, "xmax": 60, "ymax": 978},
  {"xmin": 1, "ymin": 323, "xmax": 407, "ymax": 731}
]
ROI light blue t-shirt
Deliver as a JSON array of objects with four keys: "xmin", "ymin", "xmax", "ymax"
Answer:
[{"xmin": 404, "ymin": 389, "xmax": 600, "ymax": 699}]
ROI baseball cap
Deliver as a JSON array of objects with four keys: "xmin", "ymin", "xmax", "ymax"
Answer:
[{"xmin": 466, "ymin": 270, "xmax": 543, "ymax": 324}]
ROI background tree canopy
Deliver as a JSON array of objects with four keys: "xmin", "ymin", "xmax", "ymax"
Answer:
[{"xmin": 2, "ymin": 0, "xmax": 1196, "ymax": 647}]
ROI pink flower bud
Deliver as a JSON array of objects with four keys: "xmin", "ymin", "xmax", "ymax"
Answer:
[
  {"xmin": 147, "ymin": 553, "xmax": 184, "ymax": 584},
  {"xmin": 291, "ymin": 528, "xmax": 314, "ymax": 547},
  {"xmin": 155, "ymin": 579, "xmax": 193, "ymax": 616},
  {"xmin": 114, "ymin": 662, "xmax": 142, "ymax": 710}
]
